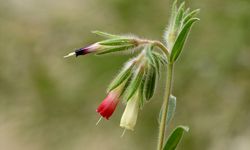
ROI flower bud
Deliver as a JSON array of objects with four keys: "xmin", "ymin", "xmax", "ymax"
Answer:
[
  {"xmin": 120, "ymin": 91, "xmax": 140, "ymax": 131},
  {"xmin": 75, "ymin": 43, "xmax": 101, "ymax": 57},
  {"xmin": 64, "ymin": 43, "xmax": 102, "ymax": 58}
]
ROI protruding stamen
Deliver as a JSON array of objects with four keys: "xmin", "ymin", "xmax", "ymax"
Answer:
[
  {"xmin": 64, "ymin": 52, "xmax": 76, "ymax": 58},
  {"xmin": 96, "ymin": 117, "xmax": 103, "ymax": 126},
  {"xmin": 120, "ymin": 129, "xmax": 126, "ymax": 138}
]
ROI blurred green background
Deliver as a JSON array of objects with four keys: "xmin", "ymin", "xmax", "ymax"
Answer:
[{"xmin": 0, "ymin": 0, "xmax": 250, "ymax": 150}]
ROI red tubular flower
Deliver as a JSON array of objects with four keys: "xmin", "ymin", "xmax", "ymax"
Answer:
[{"xmin": 96, "ymin": 91, "xmax": 120, "ymax": 120}]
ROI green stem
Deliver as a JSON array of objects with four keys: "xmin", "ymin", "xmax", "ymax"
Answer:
[
  {"xmin": 157, "ymin": 63, "xmax": 174, "ymax": 150},
  {"xmin": 136, "ymin": 39, "xmax": 170, "ymax": 58}
]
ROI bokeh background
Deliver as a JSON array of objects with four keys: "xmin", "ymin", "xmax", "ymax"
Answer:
[{"xmin": 0, "ymin": 0, "xmax": 250, "ymax": 150}]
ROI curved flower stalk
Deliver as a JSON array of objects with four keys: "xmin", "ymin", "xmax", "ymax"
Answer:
[{"xmin": 64, "ymin": 1, "xmax": 199, "ymax": 150}]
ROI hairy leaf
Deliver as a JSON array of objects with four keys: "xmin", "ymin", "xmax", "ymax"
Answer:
[
  {"xmin": 170, "ymin": 18, "xmax": 199, "ymax": 62},
  {"xmin": 163, "ymin": 126, "xmax": 189, "ymax": 150},
  {"xmin": 183, "ymin": 9, "xmax": 200, "ymax": 25},
  {"xmin": 158, "ymin": 95, "xmax": 176, "ymax": 127},
  {"xmin": 174, "ymin": 2, "xmax": 185, "ymax": 30}
]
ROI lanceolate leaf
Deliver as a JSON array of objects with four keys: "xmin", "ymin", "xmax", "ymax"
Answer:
[
  {"xmin": 170, "ymin": 18, "xmax": 199, "ymax": 62},
  {"xmin": 124, "ymin": 67, "xmax": 145, "ymax": 101},
  {"xmin": 107, "ymin": 61, "xmax": 135, "ymax": 92},
  {"xmin": 163, "ymin": 126, "xmax": 189, "ymax": 150},
  {"xmin": 183, "ymin": 9, "xmax": 200, "ymax": 25},
  {"xmin": 169, "ymin": 0, "xmax": 178, "ymax": 30},
  {"xmin": 92, "ymin": 31, "xmax": 121, "ymax": 39},
  {"xmin": 166, "ymin": 95, "xmax": 176, "ymax": 127},
  {"xmin": 184, "ymin": 8, "xmax": 190, "ymax": 16},
  {"xmin": 144, "ymin": 65, "xmax": 157, "ymax": 101},
  {"xmin": 158, "ymin": 95, "xmax": 176, "ymax": 127},
  {"xmin": 174, "ymin": 2, "xmax": 185, "ymax": 30}
]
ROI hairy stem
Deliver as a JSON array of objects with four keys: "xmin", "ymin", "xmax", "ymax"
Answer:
[
  {"xmin": 157, "ymin": 63, "xmax": 174, "ymax": 150},
  {"xmin": 152, "ymin": 41, "xmax": 170, "ymax": 59},
  {"xmin": 137, "ymin": 39, "xmax": 170, "ymax": 58}
]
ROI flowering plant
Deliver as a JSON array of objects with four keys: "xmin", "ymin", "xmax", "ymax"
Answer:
[{"xmin": 65, "ymin": 1, "xmax": 199, "ymax": 150}]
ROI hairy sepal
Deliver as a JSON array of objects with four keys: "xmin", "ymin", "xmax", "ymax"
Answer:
[
  {"xmin": 123, "ymin": 67, "xmax": 145, "ymax": 102},
  {"xmin": 107, "ymin": 60, "xmax": 135, "ymax": 92}
]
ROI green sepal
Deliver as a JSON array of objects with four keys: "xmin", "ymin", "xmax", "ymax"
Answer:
[
  {"xmin": 163, "ymin": 126, "xmax": 189, "ymax": 150},
  {"xmin": 152, "ymin": 52, "xmax": 168, "ymax": 65},
  {"xmin": 96, "ymin": 44, "xmax": 135, "ymax": 55},
  {"xmin": 107, "ymin": 61, "xmax": 135, "ymax": 92},
  {"xmin": 145, "ymin": 45, "xmax": 155, "ymax": 65},
  {"xmin": 98, "ymin": 38, "xmax": 135, "ymax": 46},
  {"xmin": 170, "ymin": 18, "xmax": 199, "ymax": 62},
  {"xmin": 153, "ymin": 55, "xmax": 161, "ymax": 77},
  {"xmin": 143, "ymin": 64, "xmax": 157, "ymax": 101},
  {"xmin": 92, "ymin": 30, "xmax": 121, "ymax": 39},
  {"xmin": 123, "ymin": 67, "xmax": 145, "ymax": 101},
  {"xmin": 145, "ymin": 45, "xmax": 161, "ymax": 76},
  {"xmin": 138, "ymin": 74, "xmax": 146, "ymax": 108}
]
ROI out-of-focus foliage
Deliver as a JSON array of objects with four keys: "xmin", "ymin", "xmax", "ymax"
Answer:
[{"xmin": 0, "ymin": 0, "xmax": 250, "ymax": 150}]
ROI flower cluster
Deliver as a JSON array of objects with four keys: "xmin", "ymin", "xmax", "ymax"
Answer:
[
  {"xmin": 64, "ymin": 31, "xmax": 167, "ymax": 131},
  {"xmin": 64, "ymin": 0, "xmax": 199, "ymax": 135},
  {"xmin": 96, "ymin": 45, "xmax": 167, "ymax": 131}
]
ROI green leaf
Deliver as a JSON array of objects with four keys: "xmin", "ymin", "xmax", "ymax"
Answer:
[
  {"xmin": 183, "ymin": 8, "xmax": 190, "ymax": 17},
  {"xmin": 92, "ymin": 31, "xmax": 121, "ymax": 38},
  {"xmin": 123, "ymin": 67, "xmax": 145, "ymax": 101},
  {"xmin": 183, "ymin": 9, "xmax": 200, "ymax": 25},
  {"xmin": 166, "ymin": 95, "xmax": 176, "ymax": 126},
  {"xmin": 169, "ymin": 0, "xmax": 178, "ymax": 30},
  {"xmin": 170, "ymin": 18, "xmax": 199, "ymax": 62},
  {"xmin": 163, "ymin": 126, "xmax": 189, "ymax": 150},
  {"xmin": 164, "ymin": 0, "xmax": 178, "ymax": 46},
  {"xmin": 107, "ymin": 61, "xmax": 134, "ymax": 92},
  {"xmin": 96, "ymin": 44, "xmax": 135, "ymax": 55},
  {"xmin": 158, "ymin": 95, "xmax": 176, "ymax": 126},
  {"xmin": 174, "ymin": 2, "xmax": 185, "ymax": 30},
  {"xmin": 144, "ymin": 65, "xmax": 157, "ymax": 101}
]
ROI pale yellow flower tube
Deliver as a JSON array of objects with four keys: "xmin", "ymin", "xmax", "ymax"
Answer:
[{"xmin": 120, "ymin": 92, "xmax": 140, "ymax": 131}]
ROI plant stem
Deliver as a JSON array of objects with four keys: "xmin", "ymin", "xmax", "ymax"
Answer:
[{"xmin": 157, "ymin": 63, "xmax": 174, "ymax": 150}]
